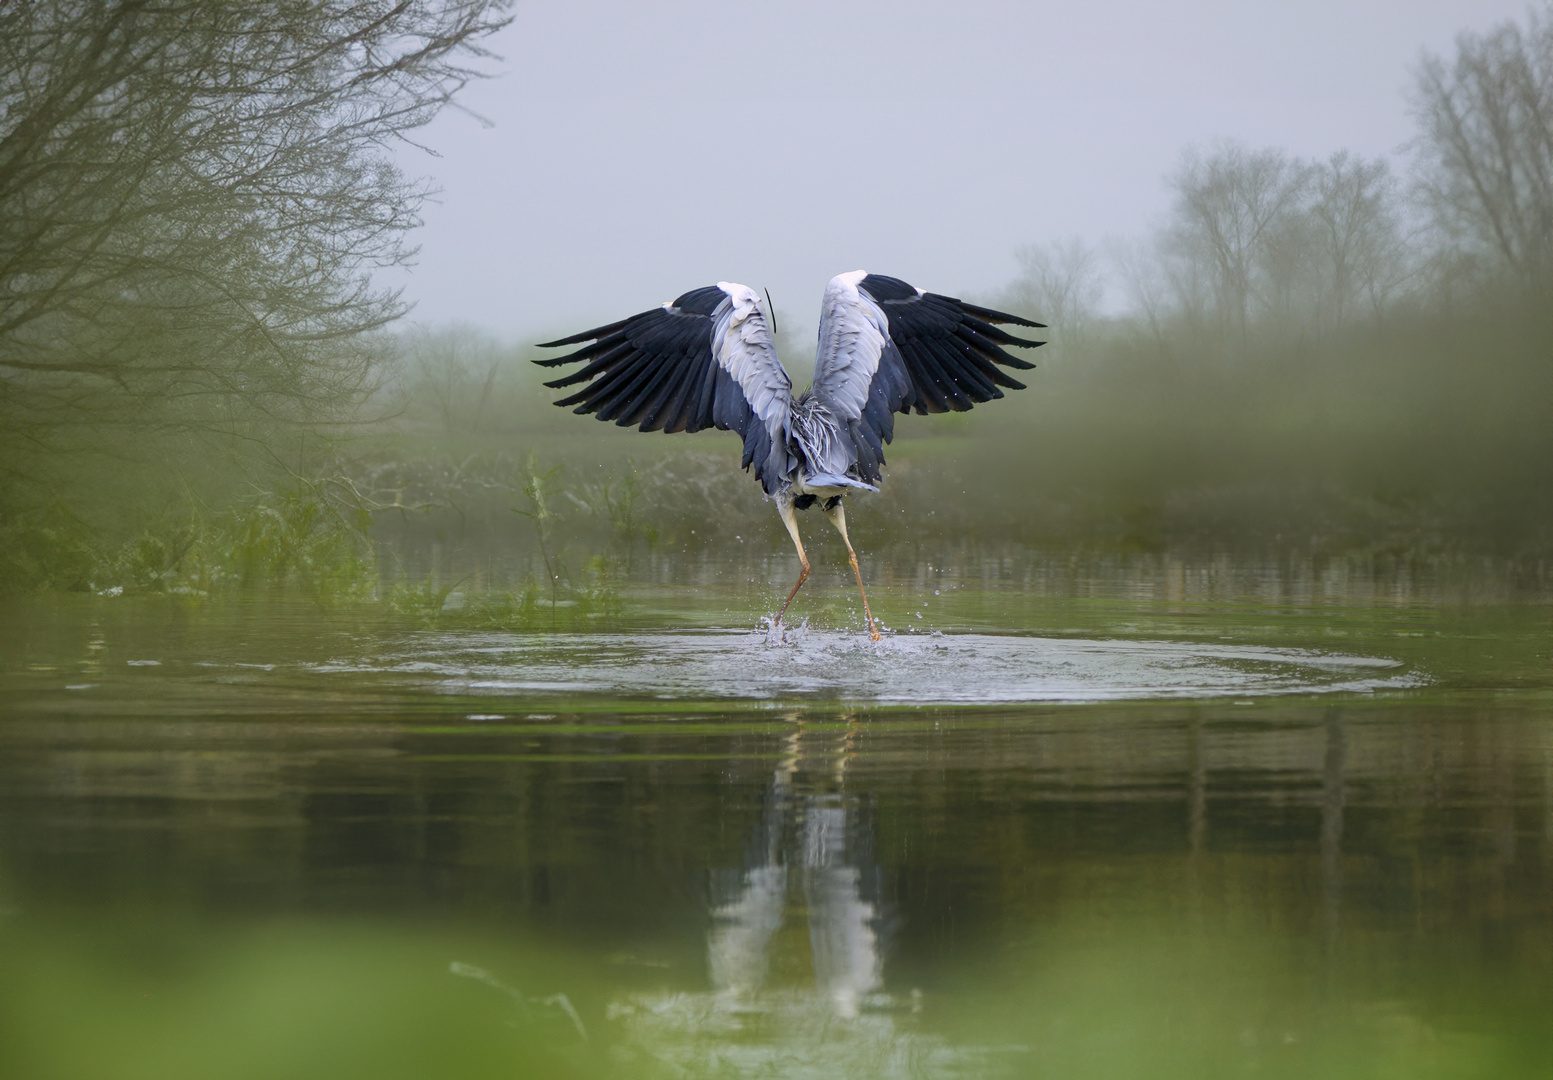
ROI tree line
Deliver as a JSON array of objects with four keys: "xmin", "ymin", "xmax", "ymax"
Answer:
[
  {"xmin": 2, "ymin": 1, "xmax": 1550, "ymax": 592},
  {"xmin": 1009, "ymin": 7, "xmax": 1553, "ymax": 353},
  {"xmin": 0, "ymin": 1, "xmax": 512, "ymax": 590}
]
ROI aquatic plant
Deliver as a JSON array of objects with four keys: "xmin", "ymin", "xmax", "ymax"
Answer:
[{"xmin": 87, "ymin": 479, "xmax": 379, "ymax": 600}]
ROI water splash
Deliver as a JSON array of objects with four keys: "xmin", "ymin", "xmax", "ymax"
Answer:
[{"xmin": 314, "ymin": 629, "xmax": 1422, "ymax": 703}]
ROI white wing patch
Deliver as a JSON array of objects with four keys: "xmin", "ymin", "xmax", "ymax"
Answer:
[
  {"xmin": 812, "ymin": 271, "xmax": 891, "ymax": 422},
  {"xmin": 712, "ymin": 281, "xmax": 791, "ymax": 427}
]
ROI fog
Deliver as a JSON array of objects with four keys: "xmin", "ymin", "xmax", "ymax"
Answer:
[
  {"xmin": 390, "ymin": 0, "xmax": 1532, "ymax": 341},
  {"xmin": 5, "ymin": 12, "xmax": 1553, "ymax": 1075},
  {"xmin": 2, "ymin": 1, "xmax": 1550, "ymax": 597}
]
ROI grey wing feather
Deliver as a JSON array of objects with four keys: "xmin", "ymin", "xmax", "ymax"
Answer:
[
  {"xmin": 810, "ymin": 270, "xmax": 1045, "ymax": 484},
  {"xmin": 535, "ymin": 283, "xmax": 793, "ymax": 494}
]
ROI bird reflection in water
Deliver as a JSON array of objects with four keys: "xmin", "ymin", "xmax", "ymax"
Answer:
[
  {"xmin": 708, "ymin": 715, "xmax": 888, "ymax": 1018},
  {"xmin": 607, "ymin": 717, "xmax": 957, "ymax": 1077}
]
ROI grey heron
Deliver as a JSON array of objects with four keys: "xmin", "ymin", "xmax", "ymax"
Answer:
[{"xmin": 535, "ymin": 271, "xmax": 1045, "ymax": 640}]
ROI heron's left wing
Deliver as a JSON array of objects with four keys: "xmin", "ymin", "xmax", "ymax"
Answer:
[
  {"xmin": 810, "ymin": 270, "xmax": 1045, "ymax": 483},
  {"xmin": 535, "ymin": 283, "xmax": 793, "ymax": 493}
]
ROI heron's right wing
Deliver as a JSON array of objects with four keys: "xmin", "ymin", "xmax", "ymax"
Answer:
[
  {"xmin": 809, "ymin": 271, "xmax": 1045, "ymax": 483},
  {"xmin": 535, "ymin": 283, "xmax": 793, "ymax": 493}
]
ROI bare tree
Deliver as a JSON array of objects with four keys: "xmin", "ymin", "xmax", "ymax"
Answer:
[
  {"xmin": 1168, "ymin": 141, "xmax": 1312, "ymax": 343},
  {"xmin": 0, "ymin": 1, "xmax": 512, "ymax": 496},
  {"xmin": 1004, "ymin": 237, "xmax": 1105, "ymax": 356},
  {"xmin": 1309, "ymin": 151, "xmax": 1408, "ymax": 325},
  {"xmin": 1255, "ymin": 195, "xmax": 1321, "ymax": 333},
  {"xmin": 398, "ymin": 323, "xmax": 506, "ymax": 435},
  {"xmin": 1412, "ymin": 7, "xmax": 1553, "ymax": 289},
  {"xmin": 1108, "ymin": 237, "xmax": 1181, "ymax": 355}
]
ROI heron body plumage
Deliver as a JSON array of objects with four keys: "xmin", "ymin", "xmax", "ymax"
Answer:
[{"xmin": 536, "ymin": 272, "xmax": 1045, "ymax": 639}]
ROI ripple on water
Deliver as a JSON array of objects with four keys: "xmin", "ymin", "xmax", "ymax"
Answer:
[{"xmin": 315, "ymin": 628, "xmax": 1422, "ymax": 703}]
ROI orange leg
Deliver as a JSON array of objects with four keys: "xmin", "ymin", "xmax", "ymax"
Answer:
[
  {"xmin": 774, "ymin": 495, "xmax": 810, "ymax": 628},
  {"xmin": 824, "ymin": 501, "xmax": 880, "ymax": 641}
]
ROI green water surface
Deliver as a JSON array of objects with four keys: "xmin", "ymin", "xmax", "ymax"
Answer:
[{"xmin": 1, "ymin": 576, "xmax": 1549, "ymax": 1079}]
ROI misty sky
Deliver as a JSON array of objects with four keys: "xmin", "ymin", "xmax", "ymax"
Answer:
[{"xmin": 388, "ymin": 0, "xmax": 1531, "ymax": 345}]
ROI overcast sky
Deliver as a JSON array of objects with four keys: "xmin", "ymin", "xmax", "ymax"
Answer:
[{"xmin": 387, "ymin": 0, "xmax": 1533, "ymax": 344}]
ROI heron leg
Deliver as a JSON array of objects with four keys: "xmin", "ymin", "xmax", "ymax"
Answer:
[
  {"xmin": 774, "ymin": 493, "xmax": 810, "ymax": 628},
  {"xmin": 823, "ymin": 500, "xmax": 880, "ymax": 642}
]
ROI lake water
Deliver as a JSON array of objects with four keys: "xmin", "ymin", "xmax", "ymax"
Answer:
[{"xmin": 1, "ymin": 571, "xmax": 1549, "ymax": 1079}]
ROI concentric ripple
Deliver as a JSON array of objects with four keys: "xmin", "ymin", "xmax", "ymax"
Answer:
[{"xmin": 314, "ymin": 627, "xmax": 1422, "ymax": 703}]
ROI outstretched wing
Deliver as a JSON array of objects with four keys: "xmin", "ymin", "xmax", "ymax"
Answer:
[
  {"xmin": 809, "ymin": 270, "xmax": 1045, "ymax": 483},
  {"xmin": 535, "ymin": 283, "xmax": 793, "ymax": 493}
]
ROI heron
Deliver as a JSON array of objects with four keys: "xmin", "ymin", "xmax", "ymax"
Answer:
[{"xmin": 535, "ymin": 271, "xmax": 1045, "ymax": 641}]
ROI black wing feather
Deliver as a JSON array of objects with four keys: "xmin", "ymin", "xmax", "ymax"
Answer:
[
  {"xmin": 534, "ymin": 285, "xmax": 792, "ymax": 493},
  {"xmin": 858, "ymin": 274, "xmax": 1044, "ymax": 418}
]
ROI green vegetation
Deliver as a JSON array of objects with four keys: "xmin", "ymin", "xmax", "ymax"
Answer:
[
  {"xmin": 2, "ymin": 3, "xmax": 1551, "ymax": 603},
  {"xmin": 0, "ymin": 1, "xmax": 515, "ymax": 597},
  {"xmin": 7, "ymin": 903, "xmax": 1539, "ymax": 1080},
  {"xmin": 0, "ymin": 916, "xmax": 600, "ymax": 1080},
  {"xmin": 975, "ymin": 15, "xmax": 1553, "ymax": 559},
  {"xmin": 0, "ymin": 481, "xmax": 370, "ymax": 598}
]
